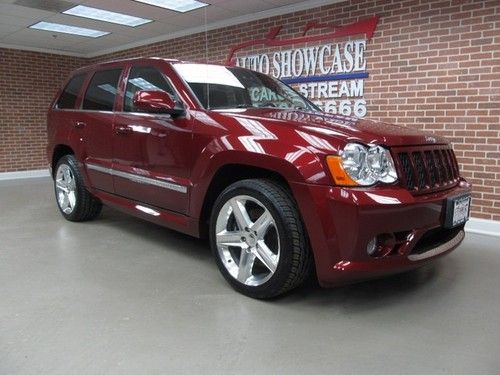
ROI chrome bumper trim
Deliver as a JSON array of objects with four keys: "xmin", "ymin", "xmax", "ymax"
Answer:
[{"xmin": 408, "ymin": 230, "xmax": 465, "ymax": 261}]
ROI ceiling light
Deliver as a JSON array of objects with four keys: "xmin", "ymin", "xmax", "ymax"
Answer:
[
  {"xmin": 134, "ymin": 0, "xmax": 209, "ymax": 13},
  {"xmin": 63, "ymin": 5, "xmax": 152, "ymax": 27},
  {"xmin": 30, "ymin": 21, "xmax": 110, "ymax": 38}
]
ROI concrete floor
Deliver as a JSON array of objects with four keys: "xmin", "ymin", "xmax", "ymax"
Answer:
[{"xmin": 0, "ymin": 177, "xmax": 499, "ymax": 374}]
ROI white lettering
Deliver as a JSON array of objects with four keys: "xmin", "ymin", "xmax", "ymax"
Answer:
[
  {"xmin": 291, "ymin": 49, "xmax": 304, "ymax": 77},
  {"xmin": 260, "ymin": 54, "xmax": 270, "ymax": 75},
  {"xmin": 354, "ymin": 40, "xmax": 366, "ymax": 71},
  {"xmin": 280, "ymin": 50, "xmax": 292, "ymax": 78},
  {"xmin": 272, "ymin": 52, "xmax": 281, "ymax": 78},
  {"xmin": 318, "ymin": 45, "xmax": 331, "ymax": 75},
  {"xmin": 232, "ymin": 38, "xmax": 369, "ymax": 118},
  {"xmin": 343, "ymin": 41, "xmax": 354, "ymax": 73},
  {"xmin": 332, "ymin": 44, "xmax": 343, "ymax": 73},
  {"xmin": 303, "ymin": 47, "xmax": 318, "ymax": 76}
]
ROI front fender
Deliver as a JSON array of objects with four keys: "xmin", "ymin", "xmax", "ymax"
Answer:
[{"xmin": 188, "ymin": 135, "xmax": 331, "ymax": 219}]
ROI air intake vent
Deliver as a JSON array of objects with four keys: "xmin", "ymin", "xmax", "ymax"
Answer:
[{"xmin": 13, "ymin": 0, "xmax": 75, "ymax": 13}]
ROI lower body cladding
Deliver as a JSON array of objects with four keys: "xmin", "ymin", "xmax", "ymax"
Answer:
[{"xmin": 291, "ymin": 179, "xmax": 472, "ymax": 287}]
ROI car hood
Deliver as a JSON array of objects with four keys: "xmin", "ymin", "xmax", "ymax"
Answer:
[{"xmin": 212, "ymin": 108, "xmax": 448, "ymax": 147}]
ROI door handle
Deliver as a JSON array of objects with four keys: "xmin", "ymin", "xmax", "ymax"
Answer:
[
  {"xmin": 115, "ymin": 125, "xmax": 133, "ymax": 135},
  {"xmin": 74, "ymin": 121, "xmax": 86, "ymax": 129}
]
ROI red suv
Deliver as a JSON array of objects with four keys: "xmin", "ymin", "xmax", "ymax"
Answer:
[{"xmin": 47, "ymin": 58, "xmax": 471, "ymax": 298}]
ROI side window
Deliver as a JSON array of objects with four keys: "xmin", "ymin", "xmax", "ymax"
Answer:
[
  {"xmin": 56, "ymin": 73, "xmax": 86, "ymax": 109},
  {"xmin": 124, "ymin": 66, "xmax": 176, "ymax": 112},
  {"xmin": 82, "ymin": 69, "xmax": 122, "ymax": 111}
]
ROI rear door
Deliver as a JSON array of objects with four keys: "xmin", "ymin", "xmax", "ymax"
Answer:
[
  {"xmin": 112, "ymin": 63, "xmax": 192, "ymax": 214},
  {"xmin": 78, "ymin": 68, "xmax": 123, "ymax": 193},
  {"xmin": 49, "ymin": 72, "xmax": 87, "ymax": 157}
]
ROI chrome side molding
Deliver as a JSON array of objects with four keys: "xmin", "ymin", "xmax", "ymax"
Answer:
[{"xmin": 86, "ymin": 163, "xmax": 187, "ymax": 194}]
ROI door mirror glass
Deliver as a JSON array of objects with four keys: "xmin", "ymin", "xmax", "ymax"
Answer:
[{"xmin": 133, "ymin": 90, "xmax": 183, "ymax": 115}]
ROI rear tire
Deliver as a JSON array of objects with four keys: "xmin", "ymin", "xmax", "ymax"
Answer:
[
  {"xmin": 54, "ymin": 155, "xmax": 102, "ymax": 222},
  {"xmin": 210, "ymin": 179, "xmax": 312, "ymax": 298}
]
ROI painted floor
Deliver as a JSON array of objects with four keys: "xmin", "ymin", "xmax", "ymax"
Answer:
[{"xmin": 0, "ymin": 177, "xmax": 499, "ymax": 374}]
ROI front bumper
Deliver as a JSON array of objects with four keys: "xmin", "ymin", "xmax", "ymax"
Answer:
[{"xmin": 290, "ymin": 179, "xmax": 472, "ymax": 287}]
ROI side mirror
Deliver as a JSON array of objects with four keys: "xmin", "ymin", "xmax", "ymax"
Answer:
[{"xmin": 133, "ymin": 90, "xmax": 184, "ymax": 116}]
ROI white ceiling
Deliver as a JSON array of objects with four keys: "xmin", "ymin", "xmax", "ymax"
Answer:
[{"xmin": 0, "ymin": 0, "xmax": 337, "ymax": 57}]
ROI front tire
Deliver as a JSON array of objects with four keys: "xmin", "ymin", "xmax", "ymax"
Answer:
[
  {"xmin": 210, "ymin": 179, "xmax": 312, "ymax": 298},
  {"xmin": 54, "ymin": 155, "xmax": 102, "ymax": 222}
]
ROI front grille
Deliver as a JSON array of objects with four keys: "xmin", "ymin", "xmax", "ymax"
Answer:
[{"xmin": 394, "ymin": 146, "xmax": 460, "ymax": 194}]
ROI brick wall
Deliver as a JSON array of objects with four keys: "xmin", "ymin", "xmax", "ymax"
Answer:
[
  {"xmin": 0, "ymin": 49, "xmax": 81, "ymax": 172},
  {"xmin": 0, "ymin": 0, "xmax": 498, "ymax": 220}
]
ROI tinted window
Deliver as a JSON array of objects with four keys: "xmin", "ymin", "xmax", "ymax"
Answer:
[
  {"xmin": 173, "ymin": 63, "xmax": 316, "ymax": 111},
  {"xmin": 124, "ymin": 66, "xmax": 176, "ymax": 112},
  {"xmin": 56, "ymin": 74, "xmax": 85, "ymax": 109},
  {"xmin": 83, "ymin": 69, "xmax": 122, "ymax": 111}
]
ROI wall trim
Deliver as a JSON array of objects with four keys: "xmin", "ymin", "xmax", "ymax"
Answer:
[
  {"xmin": 0, "ymin": 169, "xmax": 50, "ymax": 181},
  {"xmin": 1, "ymin": 0, "xmax": 342, "ymax": 59},
  {"xmin": 465, "ymin": 218, "xmax": 500, "ymax": 238}
]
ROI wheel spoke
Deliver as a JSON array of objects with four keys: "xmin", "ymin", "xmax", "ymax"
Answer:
[
  {"xmin": 60, "ymin": 193, "xmax": 70, "ymax": 211},
  {"xmin": 63, "ymin": 168, "xmax": 72, "ymax": 183},
  {"xmin": 250, "ymin": 210, "xmax": 273, "ymax": 237},
  {"xmin": 230, "ymin": 198, "xmax": 252, "ymax": 230},
  {"xmin": 56, "ymin": 180, "xmax": 68, "ymax": 193},
  {"xmin": 255, "ymin": 240, "xmax": 278, "ymax": 273},
  {"xmin": 67, "ymin": 191, "xmax": 76, "ymax": 209},
  {"xmin": 237, "ymin": 250, "xmax": 256, "ymax": 283},
  {"xmin": 216, "ymin": 230, "xmax": 245, "ymax": 247},
  {"xmin": 67, "ymin": 177, "xmax": 76, "ymax": 190}
]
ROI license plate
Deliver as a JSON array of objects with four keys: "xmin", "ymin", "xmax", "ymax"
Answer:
[{"xmin": 444, "ymin": 194, "xmax": 471, "ymax": 228}]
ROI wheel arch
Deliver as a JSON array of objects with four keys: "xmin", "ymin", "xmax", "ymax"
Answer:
[
  {"xmin": 196, "ymin": 162, "xmax": 295, "ymax": 239},
  {"xmin": 51, "ymin": 144, "xmax": 74, "ymax": 177}
]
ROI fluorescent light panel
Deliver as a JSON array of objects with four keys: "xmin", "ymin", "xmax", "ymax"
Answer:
[
  {"xmin": 30, "ymin": 21, "xmax": 109, "ymax": 38},
  {"xmin": 63, "ymin": 5, "xmax": 152, "ymax": 27},
  {"xmin": 134, "ymin": 0, "xmax": 209, "ymax": 13}
]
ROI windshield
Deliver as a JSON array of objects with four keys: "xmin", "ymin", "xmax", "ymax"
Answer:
[{"xmin": 173, "ymin": 63, "xmax": 318, "ymax": 111}]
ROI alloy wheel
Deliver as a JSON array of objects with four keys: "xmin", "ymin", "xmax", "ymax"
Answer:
[
  {"xmin": 55, "ymin": 164, "xmax": 77, "ymax": 214},
  {"xmin": 215, "ymin": 195, "xmax": 280, "ymax": 286}
]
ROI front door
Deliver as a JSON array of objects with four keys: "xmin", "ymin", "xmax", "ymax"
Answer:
[
  {"xmin": 79, "ymin": 68, "xmax": 123, "ymax": 193},
  {"xmin": 112, "ymin": 65, "xmax": 192, "ymax": 214}
]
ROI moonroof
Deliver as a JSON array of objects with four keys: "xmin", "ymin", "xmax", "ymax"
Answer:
[
  {"xmin": 30, "ymin": 21, "xmax": 109, "ymax": 38},
  {"xmin": 63, "ymin": 5, "xmax": 152, "ymax": 27},
  {"xmin": 134, "ymin": 0, "xmax": 209, "ymax": 13}
]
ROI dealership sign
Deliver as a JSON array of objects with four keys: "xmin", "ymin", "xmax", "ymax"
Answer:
[{"xmin": 226, "ymin": 16, "xmax": 379, "ymax": 118}]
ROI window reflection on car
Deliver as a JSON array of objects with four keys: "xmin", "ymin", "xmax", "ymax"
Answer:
[{"xmin": 173, "ymin": 63, "xmax": 318, "ymax": 111}]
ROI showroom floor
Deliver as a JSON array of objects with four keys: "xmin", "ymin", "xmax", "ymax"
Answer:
[{"xmin": 0, "ymin": 177, "xmax": 498, "ymax": 374}]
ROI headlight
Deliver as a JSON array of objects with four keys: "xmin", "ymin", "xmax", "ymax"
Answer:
[{"xmin": 326, "ymin": 143, "xmax": 398, "ymax": 186}]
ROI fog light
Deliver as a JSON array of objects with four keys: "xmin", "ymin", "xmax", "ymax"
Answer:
[{"xmin": 367, "ymin": 237, "xmax": 377, "ymax": 255}]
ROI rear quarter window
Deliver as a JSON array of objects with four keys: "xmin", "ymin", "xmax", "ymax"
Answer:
[
  {"xmin": 82, "ymin": 69, "xmax": 122, "ymax": 111},
  {"xmin": 56, "ymin": 73, "xmax": 86, "ymax": 109}
]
